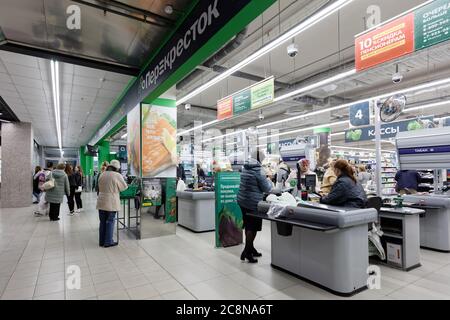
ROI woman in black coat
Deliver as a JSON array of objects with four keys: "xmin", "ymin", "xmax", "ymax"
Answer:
[{"xmin": 320, "ymin": 159, "xmax": 367, "ymax": 208}]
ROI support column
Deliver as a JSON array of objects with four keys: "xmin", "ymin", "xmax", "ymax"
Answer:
[
  {"xmin": 97, "ymin": 140, "xmax": 110, "ymax": 171},
  {"xmin": 1, "ymin": 123, "xmax": 33, "ymax": 208},
  {"xmin": 79, "ymin": 146, "xmax": 94, "ymax": 176}
]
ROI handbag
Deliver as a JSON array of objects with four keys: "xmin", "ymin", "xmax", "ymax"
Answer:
[
  {"xmin": 75, "ymin": 186, "xmax": 83, "ymax": 193},
  {"xmin": 42, "ymin": 177, "xmax": 55, "ymax": 191}
]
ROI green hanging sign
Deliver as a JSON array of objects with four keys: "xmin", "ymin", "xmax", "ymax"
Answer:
[
  {"xmin": 215, "ymin": 172, "xmax": 243, "ymax": 248},
  {"xmin": 415, "ymin": 0, "xmax": 450, "ymax": 50}
]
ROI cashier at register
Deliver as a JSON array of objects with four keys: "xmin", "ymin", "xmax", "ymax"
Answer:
[
  {"xmin": 320, "ymin": 159, "xmax": 367, "ymax": 208},
  {"xmin": 286, "ymin": 159, "xmax": 320, "ymax": 193}
]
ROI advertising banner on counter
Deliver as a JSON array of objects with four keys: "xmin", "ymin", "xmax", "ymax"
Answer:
[
  {"xmin": 141, "ymin": 100, "xmax": 177, "ymax": 178},
  {"xmin": 217, "ymin": 77, "xmax": 274, "ymax": 120},
  {"xmin": 345, "ymin": 116, "xmax": 433, "ymax": 142},
  {"xmin": 355, "ymin": 13, "xmax": 415, "ymax": 71},
  {"xmin": 165, "ymin": 178, "xmax": 177, "ymax": 223},
  {"xmin": 215, "ymin": 172, "xmax": 243, "ymax": 248},
  {"xmin": 127, "ymin": 104, "xmax": 141, "ymax": 177},
  {"xmin": 142, "ymin": 179, "xmax": 162, "ymax": 207},
  {"xmin": 415, "ymin": 0, "xmax": 450, "ymax": 50}
]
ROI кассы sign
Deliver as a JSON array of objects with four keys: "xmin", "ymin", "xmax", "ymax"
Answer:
[{"xmin": 345, "ymin": 117, "xmax": 434, "ymax": 142}]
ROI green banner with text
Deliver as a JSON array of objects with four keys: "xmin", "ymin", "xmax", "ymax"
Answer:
[
  {"xmin": 415, "ymin": 0, "xmax": 450, "ymax": 50},
  {"xmin": 215, "ymin": 172, "xmax": 243, "ymax": 248}
]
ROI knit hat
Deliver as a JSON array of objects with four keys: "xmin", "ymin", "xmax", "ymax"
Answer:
[{"xmin": 110, "ymin": 159, "xmax": 121, "ymax": 170}]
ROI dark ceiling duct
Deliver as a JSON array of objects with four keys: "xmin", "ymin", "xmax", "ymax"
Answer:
[{"xmin": 176, "ymin": 27, "xmax": 249, "ymax": 91}]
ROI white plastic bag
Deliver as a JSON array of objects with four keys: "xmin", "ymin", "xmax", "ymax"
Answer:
[
  {"xmin": 176, "ymin": 180, "xmax": 186, "ymax": 192},
  {"xmin": 267, "ymin": 203, "xmax": 288, "ymax": 218},
  {"xmin": 37, "ymin": 193, "xmax": 49, "ymax": 215}
]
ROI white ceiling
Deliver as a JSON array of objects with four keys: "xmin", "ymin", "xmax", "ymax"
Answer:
[{"xmin": 0, "ymin": 50, "xmax": 132, "ymax": 147}]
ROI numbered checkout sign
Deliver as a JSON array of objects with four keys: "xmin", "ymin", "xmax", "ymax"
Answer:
[{"xmin": 349, "ymin": 102, "xmax": 371, "ymax": 127}]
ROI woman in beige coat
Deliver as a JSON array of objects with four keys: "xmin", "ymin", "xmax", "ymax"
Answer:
[{"xmin": 96, "ymin": 160, "xmax": 128, "ymax": 247}]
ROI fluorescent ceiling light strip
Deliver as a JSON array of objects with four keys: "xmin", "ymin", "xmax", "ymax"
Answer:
[
  {"xmin": 260, "ymin": 120, "xmax": 349, "ymax": 140},
  {"xmin": 177, "ymin": 119, "xmax": 219, "ymax": 136},
  {"xmin": 121, "ymin": 133, "xmax": 128, "ymax": 139},
  {"xmin": 55, "ymin": 61, "xmax": 62, "ymax": 150},
  {"xmin": 403, "ymin": 100, "xmax": 450, "ymax": 113},
  {"xmin": 176, "ymin": 0, "xmax": 354, "ymax": 106},
  {"xmin": 258, "ymin": 76, "xmax": 450, "ymax": 129},
  {"xmin": 50, "ymin": 60, "xmax": 62, "ymax": 151},
  {"xmin": 274, "ymin": 69, "xmax": 356, "ymax": 102}
]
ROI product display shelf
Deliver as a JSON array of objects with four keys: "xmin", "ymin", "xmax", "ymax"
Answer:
[
  {"xmin": 381, "ymin": 160, "xmax": 398, "ymax": 196},
  {"xmin": 417, "ymin": 170, "xmax": 434, "ymax": 193}
]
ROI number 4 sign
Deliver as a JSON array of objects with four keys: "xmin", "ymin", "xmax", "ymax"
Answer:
[{"xmin": 350, "ymin": 102, "xmax": 370, "ymax": 127}]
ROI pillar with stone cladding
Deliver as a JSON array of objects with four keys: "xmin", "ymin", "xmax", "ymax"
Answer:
[{"xmin": 0, "ymin": 122, "xmax": 34, "ymax": 208}]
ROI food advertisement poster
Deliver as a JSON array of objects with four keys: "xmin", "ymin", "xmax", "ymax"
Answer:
[
  {"xmin": 165, "ymin": 178, "xmax": 177, "ymax": 223},
  {"xmin": 415, "ymin": 0, "xmax": 450, "ymax": 50},
  {"xmin": 142, "ymin": 179, "xmax": 162, "ymax": 207},
  {"xmin": 215, "ymin": 172, "xmax": 243, "ymax": 248},
  {"xmin": 127, "ymin": 104, "xmax": 141, "ymax": 177},
  {"xmin": 345, "ymin": 116, "xmax": 433, "ymax": 142},
  {"xmin": 141, "ymin": 100, "xmax": 177, "ymax": 178},
  {"xmin": 355, "ymin": 13, "xmax": 415, "ymax": 71}
]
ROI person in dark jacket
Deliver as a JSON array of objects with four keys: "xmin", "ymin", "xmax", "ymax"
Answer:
[
  {"xmin": 320, "ymin": 159, "xmax": 367, "ymax": 208},
  {"xmin": 394, "ymin": 170, "xmax": 420, "ymax": 194},
  {"xmin": 65, "ymin": 164, "xmax": 76, "ymax": 215},
  {"xmin": 73, "ymin": 166, "xmax": 83, "ymax": 212},
  {"xmin": 237, "ymin": 149, "xmax": 273, "ymax": 263}
]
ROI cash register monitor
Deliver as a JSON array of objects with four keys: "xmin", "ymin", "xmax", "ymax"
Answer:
[{"xmin": 304, "ymin": 174, "xmax": 317, "ymax": 192}]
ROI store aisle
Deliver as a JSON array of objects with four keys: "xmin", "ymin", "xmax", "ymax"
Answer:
[{"xmin": 1, "ymin": 193, "xmax": 450, "ymax": 300}]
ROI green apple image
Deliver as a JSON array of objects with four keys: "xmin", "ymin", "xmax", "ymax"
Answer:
[
  {"xmin": 351, "ymin": 129, "xmax": 363, "ymax": 141},
  {"xmin": 407, "ymin": 120, "xmax": 422, "ymax": 131}
]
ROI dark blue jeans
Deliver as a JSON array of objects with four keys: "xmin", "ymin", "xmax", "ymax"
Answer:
[{"xmin": 99, "ymin": 210, "xmax": 116, "ymax": 246}]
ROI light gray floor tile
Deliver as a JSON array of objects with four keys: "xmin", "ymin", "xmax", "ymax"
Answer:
[
  {"xmin": 98, "ymin": 290, "xmax": 130, "ymax": 300},
  {"xmin": 127, "ymin": 283, "xmax": 160, "ymax": 300},
  {"xmin": 152, "ymin": 278, "xmax": 183, "ymax": 295},
  {"xmin": 1, "ymin": 286, "xmax": 35, "ymax": 300},
  {"xmin": 33, "ymin": 291, "xmax": 65, "ymax": 300},
  {"xmin": 162, "ymin": 289, "xmax": 196, "ymax": 300},
  {"xmin": 94, "ymin": 280, "xmax": 125, "ymax": 296},
  {"xmin": 187, "ymin": 276, "xmax": 258, "ymax": 300},
  {"xmin": 34, "ymin": 280, "xmax": 65, "ymax": 296},
  {"xmin": 120, "ymin": 274, "xmax": 151, "ymax": 289}
]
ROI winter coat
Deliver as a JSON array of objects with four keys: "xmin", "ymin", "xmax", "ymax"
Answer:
[
  {"xmin": 237, "ymin": 159, "xmax": 273, "ymax": 212},
  {"xmin": 45, "ymin": 169, "xmax": 70, "ymax": 204},
  {"xmin": 68, "ymin": 172, "xmax": 83, "ymax": 187},
  {"xmin": 321, "ymin": 167, "xmax": 337, "ymax": 195},
  {"xmin": 96, "ymin": 170, "xmax": 128, "ymax": 212},
  {"xmin": 320, "ymin": 174, "xmax": 367, "ymax": 208}
]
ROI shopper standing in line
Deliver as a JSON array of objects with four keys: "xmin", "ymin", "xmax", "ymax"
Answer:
[
  {"xmin": 65, "ymin": 164, "xmax": 76, "ymax": 215},
  {"xmin": 46, "ymin": 163, "xmax": 70, "ymax": 221},
  {"xmin": 394, "ymin": 170, "xmax": 421, "ymax": 195},
  {"xmin": 33, "ymin": 166, "xmax": 45, "ymax": 204},
  {"xmin": 96, "ymin": 161, "xmax": 109, "ymax": 195},
  {"xmin": 357, "ymin": 164, "xmax": 372, "ymax": 187},
  {"xmin": 237, "ymin": 148, "xmax": 273, "ymax": 263},
  {"xmin": 320, "ymin": 159, "xmax": 367, "ymax": 208},
  {"xmin": 320, "ymin": 160, "xmax": 337, "ymax": 195},
  {"xmin": 73, "ymin": 165, "xmax": 83, "ymax": 213},
  {"xmin": 96, "ymin": 160, "xmax": 128, "ymax": 248}
]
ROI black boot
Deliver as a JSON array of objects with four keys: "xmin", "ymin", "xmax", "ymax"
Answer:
[
  {"xmin": 240, "ymin": 250, "xmax": 258, "ymax": 263},
  {"xmin": 251, "ymin": 247, "xmax": 262, "ymax": 257}
]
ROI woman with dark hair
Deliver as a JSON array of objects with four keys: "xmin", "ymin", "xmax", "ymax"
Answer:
[
  {"xmin": 320, "ymin": 159, "xmax": 367, "ymax": 208},
  {"xmin": 96, "ymin": 160, "xmax": 128, "ymax": 247},
  {"xmin": 65, "ymin": 164, "xmax": 76, "ymax": 215}
]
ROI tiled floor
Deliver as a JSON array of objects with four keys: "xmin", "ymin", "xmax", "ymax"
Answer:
[{"xmin": 1, "ymin": 193, "xmax": 450, "ymax": 300}]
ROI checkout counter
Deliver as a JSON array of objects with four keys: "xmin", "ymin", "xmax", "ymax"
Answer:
[
  {"xmin": 254, "ymin": 201, "xmax": 377, "ymax": 296},
  {"xmin": 396, "ymin": 127, "xmax": 450, "ymax": 252},
  {"xmin": 177, "ymin": 189, "xmax": 215, "ymax": 232}
]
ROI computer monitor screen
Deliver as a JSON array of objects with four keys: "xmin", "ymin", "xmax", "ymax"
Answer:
[{"xmin": 304, "ymin": 174, "xmax": 316, "ymax": 191}]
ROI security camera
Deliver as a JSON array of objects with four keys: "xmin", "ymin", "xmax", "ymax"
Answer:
[
  {"xmin": 184, "ymin": 103, "xmax": 191, "ymax": 111},
  {"xmin": 258, "ymin": 112, "xmax": 265, "ymax": 121},
  {"xmin": 287, "ymin": 43, "xmax": 299, "ymax": 58},
  {"xmin": 392, "ymin": 72, "xmax": 403, "ymax": 84}
]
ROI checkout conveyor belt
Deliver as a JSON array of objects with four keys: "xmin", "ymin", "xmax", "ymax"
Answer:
[{"xmin": 254, "ymin": 201, "xmax": 377, "ymax": 296}]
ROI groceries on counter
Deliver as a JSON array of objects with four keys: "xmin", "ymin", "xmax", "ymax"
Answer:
[{"xmin": 266, "ymin": 192, "xmax": 297, "ymax": 207}]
